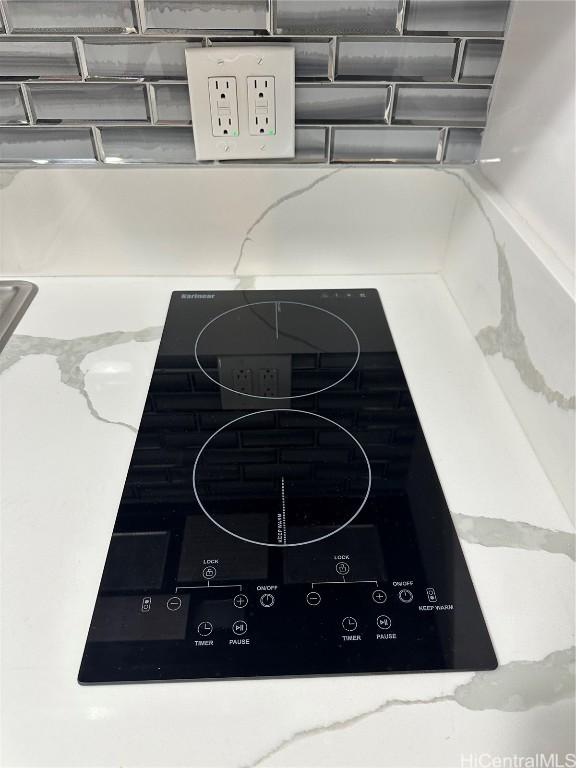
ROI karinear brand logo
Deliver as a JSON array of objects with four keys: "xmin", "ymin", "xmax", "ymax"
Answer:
[{"xmin": 181, "ymin": 293, "xmax": 215, "ymax": 300}]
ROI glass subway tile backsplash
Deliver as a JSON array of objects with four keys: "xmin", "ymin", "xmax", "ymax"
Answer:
[
  {"xmin": 0, "ymin": 0, "xmax": 510, "ymax": 166},
  {"xmin": 0, "ymin": 83, "xmax": 26, "ymax": 123}
]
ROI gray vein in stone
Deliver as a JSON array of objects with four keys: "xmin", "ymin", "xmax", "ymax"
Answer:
[
  {"xmin": 453, "ymin": 513, "xmax": 575, "ymax": 560},
  {"xmin": 454, "ymin": 647, "xmax": 575, "ymax": 712},
  {"xmin": 235, "ymin": 275, "xmax": 257, "ymax": 291},
  {"xmin": 245, "ymin": 647, "xmax": 575, "ymax": 767},
  {"xmin": 439, "ymin": 169, "xmax": 575, "ymax": 412},
  {"xmin": 232, "ymin": 169, "xmax": 344, "ymax": 277},
  {"xmin": 0, "ymin": 327, "xmax": 162, "ymax": 432},
  {"xmin": 0, "ymin": 171, "xmax": 18, "ymax": 191}
]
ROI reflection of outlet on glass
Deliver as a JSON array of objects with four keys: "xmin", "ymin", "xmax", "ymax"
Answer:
[
  {"xmin": 232, "ymin": 368, "xmax": 253, "ymax": 394},
  {"xmin": 208, "ymin": 76, "xmax": 239, "ymax": 137},
  {"xmin": 259, "ymin": 368, "xmax": 278, "ymax": 397},
  {"xmin": 248, "ymin": 76, "xmax": 276, "ymax": 136}
]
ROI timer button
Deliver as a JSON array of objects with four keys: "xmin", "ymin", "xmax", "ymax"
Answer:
[
  {"xmin": 341, "ymin": 616, "xmax": 357, "ymax": 632},
  {"xmin": 197, "ymin": 621, "xmax": 213, "ymax": 637},
  {"xmin": 398, "ymin": 589, "xmax": 413, "ymax": 603}
]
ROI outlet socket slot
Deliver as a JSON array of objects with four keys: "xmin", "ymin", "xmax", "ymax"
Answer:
[
  {"xmin": 248, "ymin": 76, "xmax": 276, "ymax": 136},
  {"xmin": 208, "ymin": 77, "xmax": 239, "ymax": 138}
]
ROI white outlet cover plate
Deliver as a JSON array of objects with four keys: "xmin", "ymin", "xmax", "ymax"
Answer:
[{"xmin": 185, "ymin": 46, "xmax": 295, "ymax": 161}]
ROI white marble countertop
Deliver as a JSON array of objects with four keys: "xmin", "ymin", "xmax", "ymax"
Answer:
[{"xmin": 1, "ymin": 274, "xmax": 574, "ymax": 768}]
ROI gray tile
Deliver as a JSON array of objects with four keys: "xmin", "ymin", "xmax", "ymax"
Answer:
[
  {"xmin": 0, "ymin": 127, "xmax": 96, "ymax": 162},
  {"xmin": 84, "ymin": 40, "xmax": 200, "ymax": 79},
  {"xmin": 0, "ymin": 40, "xmax": 80, "ymax": 79},
  {"xmin": 0, "ymin": 85, "xmax": 27, "ymax": 123},
  {"xmin": 444, "ymin": 127, "xmax": 483, "ymax": 163},
  {"xmin": 209, "ymin": 38, "xmax": 331, "ymax": 80},
  {"xmin": 405, "ymin": 0, "xmax": 510, "ymax": 34},
  {"xmin": 4, "ymin": 0, "xmax": 136, "ymax": 33},
  {"xmin": 296, "ymin": 84, "xmax": 389, "ymax": 123},
  {"xmin": 292, "ymin": 40, "xmax": 330, "ymax": 79},
  {"xmin": 275, "ymin": 1, "xmax": 399, "ymax": 35},
  {"xmin": 229, "ymin": 126, "xmax": 328, "ymax": 163},
  {"xmin": 100, "ymin": 126, "xmax": 196, "ymax": 162},
  {"xmin": 29, "ymin": 84, "xmax": 148, "ymax": 123},
  {"xmin": 460, "ymin": 40, "xmax": 504, "ymax": 83},
  {"xmin": 153, "ymin": 84, "xmax": 191, "ymax": 123},
  {"xmin": 293, "ymin": 126, "xmax": 327, "ymax": 161},
  {"xmin": 332, "ymin": 127, "xmax": 441, "ymax": 162},
  {"xmin": 337, "ymin": 38, "xmax": 457, "ymax": 82},
  {"xmin": 394, "ymin": 86, "xmax": 490, "ymax": 124},
  {"xmin": 143, "ymin": 0, "xmax": 268, "ymax": 31}
]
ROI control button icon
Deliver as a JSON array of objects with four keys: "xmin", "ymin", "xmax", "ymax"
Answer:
[
  {"xmin": 398, "ymin": 589, "xmax": 413, "ymax": 603},
  {"xmin": 232, "ymin": 620, "xmax": 248, "ymax": 636},
  {"xmin": 306, "ymin": 591, "xmax": 321, "ymax": 606},
  {"xmin": 336, "ymin": 562, "xmax": 350, "ymax": 576},
  {"xmin": 259, "ymin": 593, "xmax": 275, "ymax": 608},
  {"xmin": 376, "ymin": 615, "xmax": 392, "ymax": 630},
  {"xmin": 426, "ymin": 587, "xmax": 437, "ymax": 603},
  {"xmin": 372, "ymin": 589, "xmax": 387, "ymax": 604},
  {"xmin": 341, "ymin": 616, "xmax": 357, "ymax": 632},
  {"xmin": 166, "ymin": 596, "xmax": 182, "ymax": 612},
  {"xmin": 141, "ymin": 597, "xmax": 152, "ymax": 613},
  {"xmin": 197, "ymin": 621, "xmax": 213, "ymax": 637},
  {"xmin": 202, "ymin": 566, "xmax": 217, "ymax": 580},
  {"xmin": 233, "ymin": 593, "xmax": 248, "ymax": 609}
]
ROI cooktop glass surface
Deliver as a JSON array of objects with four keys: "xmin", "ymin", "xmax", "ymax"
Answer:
[{"xmin": 79, "ymin": 289, "xmax": 496, "ymax": 684}]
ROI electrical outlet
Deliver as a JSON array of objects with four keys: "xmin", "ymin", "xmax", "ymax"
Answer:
[
  {"xmin": 208, "ymin": 77, "xmax": 239, "ymax": 137},
  {"xmin": 185, "ymin": 46, "xmax": 294, "ymax": 161},
  {"xmin": 248, "ymin": 77, "xmax": 276, "ymax": 136}
]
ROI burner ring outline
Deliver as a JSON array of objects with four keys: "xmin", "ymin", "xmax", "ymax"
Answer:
[
  {"xmin": 192, "ymin": 408, "xmax": 372, "ymax": 548},
  {"xmin": 193, "ymin": 300, "xmax": 361, "ymax": 400}
]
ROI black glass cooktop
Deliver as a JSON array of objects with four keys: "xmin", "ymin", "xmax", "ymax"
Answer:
[{"xmin": 79, "ymin": 289, "xmax": 496, "ymax": 684}]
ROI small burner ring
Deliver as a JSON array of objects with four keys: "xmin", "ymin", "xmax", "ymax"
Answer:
[{"xmin": 194, "ymin": 301, "xmax": 361, "ymax": 400}]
